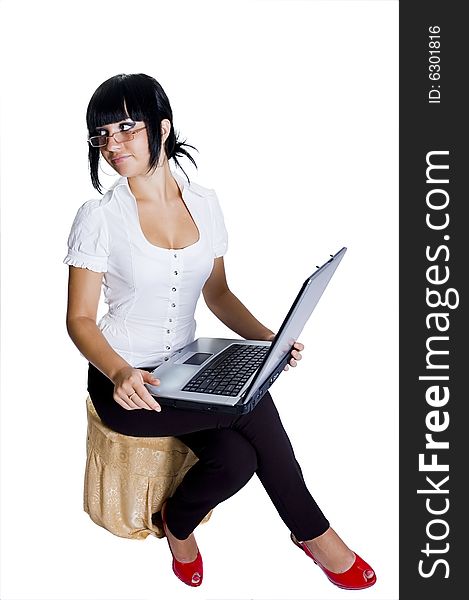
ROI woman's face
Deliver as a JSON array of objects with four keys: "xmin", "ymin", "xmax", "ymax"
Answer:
[{"xmin": 96, "ymin": 117, "xmax": 153, "ymax": 178}]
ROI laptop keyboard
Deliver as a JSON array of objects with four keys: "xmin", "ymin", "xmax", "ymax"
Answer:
[{"xmin": 182, "ymin": 343, "xmax": 269, "ymax": 396}]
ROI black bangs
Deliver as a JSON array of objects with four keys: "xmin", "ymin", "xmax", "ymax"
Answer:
[{"xmin": 86, "ymin": 74, "xmax": 148, "ymax": 134}]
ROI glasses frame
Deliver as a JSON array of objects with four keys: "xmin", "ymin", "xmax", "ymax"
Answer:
[{"xmin": 87, "ymin": 125, "xmax": 147, "ymax": 148}]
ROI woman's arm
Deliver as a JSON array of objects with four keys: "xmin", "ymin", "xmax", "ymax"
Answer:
[
  {"xmin": 202, "ymin": 257, "xmax": 275, "ymax": 341},
  {"xmin": 66, "ymin": 266, "xmax": 161, "ymax": 410},
  {"xmin": 202, "ymin": 258, "xmax": 303, "ymax": 367}
]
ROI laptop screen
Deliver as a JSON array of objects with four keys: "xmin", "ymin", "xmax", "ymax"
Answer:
[{"xmin": 243, "ymin": 247, "xmax": 347, "ymax": 404}]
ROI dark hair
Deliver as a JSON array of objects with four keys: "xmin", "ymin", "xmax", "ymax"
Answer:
[{"xmin": 86, "ymin": 73, "xmax": 197, "ymax": 193}]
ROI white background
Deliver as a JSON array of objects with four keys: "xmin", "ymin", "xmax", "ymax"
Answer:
[{"xmin": 0, "ymin": 1, "xmax": 398, "ymax": 599}]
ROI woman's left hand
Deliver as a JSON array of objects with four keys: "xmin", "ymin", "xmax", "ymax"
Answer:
[
  {"xmin": 265, "ymin": 333, "xmax": 304, "ymax": 371},
  {"xmin": 285, "ymin": 341, "xmax": 304, "ymax": 370}
]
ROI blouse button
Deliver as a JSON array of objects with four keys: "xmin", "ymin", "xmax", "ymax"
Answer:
[
  {"xmin": 173, "ymin": 253, "xmax": 178, "ymax": 258},
  {"xmin": 172, "ymin": 287, "xmax": 177, "ymax": 292},
  {"xmin": 168, "ymin": 318, "xmax": 173, "ymax": 323},
  {"xmin": 174, "ymin": 270, "xmax": 178, "ymax": 275},
  {"xmin": 165, "ymin": 345, "xmax": 171, "ymax": 350},
  {"xmin": 167, "ymin": 329, "xmax": 171, "ymax": 334},
  {"xmin": 164, "ymin": 356, "xmax": 169, "ymax": 361},
  {"xmin": 171, "ymin": 303, "xmax": 176, "ymax": 308}
]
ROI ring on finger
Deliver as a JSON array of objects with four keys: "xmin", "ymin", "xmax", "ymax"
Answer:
[{"xmin": 129, "ymin": 392, "xmax": 137, "ymax": 400}]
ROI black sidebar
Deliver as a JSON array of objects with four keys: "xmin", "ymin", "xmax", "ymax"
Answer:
[{"xmin": 400, "ymin": 1, "xmax": 467, "ymax": 599}]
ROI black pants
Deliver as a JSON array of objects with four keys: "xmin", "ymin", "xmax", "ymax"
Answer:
[{"xmin": 87, "ymin": 364, "xmax": 329, "ymax": 541}]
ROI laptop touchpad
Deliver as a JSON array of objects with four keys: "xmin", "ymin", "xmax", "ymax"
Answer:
[{"xmin": 182, "ymin": 352, "xmax": 213, "ymax": 366}]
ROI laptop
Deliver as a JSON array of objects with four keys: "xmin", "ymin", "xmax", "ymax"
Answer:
[{"xmin": 146, "ymin": 247, "xmax": 347, "ymax": 414}]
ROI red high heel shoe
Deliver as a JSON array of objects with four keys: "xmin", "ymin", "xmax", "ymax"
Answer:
[
  {"xmin": 161, "ymin": 503, "xmax": 203, "ymax": 587},
  {"xmin": 291, "ymin": 533, "xmax": 376, "ymax": 590}
]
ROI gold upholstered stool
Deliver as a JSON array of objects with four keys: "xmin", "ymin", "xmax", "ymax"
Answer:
[{"xmin": 84, "ymin": 396, "xmax": 211, "ymax": 540}]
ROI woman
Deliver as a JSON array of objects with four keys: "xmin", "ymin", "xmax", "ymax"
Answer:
[{"xmin": 64, "ymin": 73, "xmax": 376, "ymax": 590}]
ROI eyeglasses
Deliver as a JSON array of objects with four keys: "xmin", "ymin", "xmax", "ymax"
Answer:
[{"xmin": 87, "ymin": 125, "xmax": 147, "ymax": 148}]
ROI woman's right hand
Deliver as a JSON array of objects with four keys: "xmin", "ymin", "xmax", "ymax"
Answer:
[{"xmin": 112, "ymin": 366, "xmax": 162, "ymax": 411}]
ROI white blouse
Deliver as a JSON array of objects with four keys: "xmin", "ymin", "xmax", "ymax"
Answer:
[{"xmin": 64, "ymin": 171, "xmax": 228, "ymax": 368}]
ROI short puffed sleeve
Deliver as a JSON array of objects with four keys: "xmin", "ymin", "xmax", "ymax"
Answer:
[
  {"xmin": 63, "ymin": 200, "xmax": 109, "ymax": 272},
  {"xmin": 207, "ymin": 190, "xmax": 228, "ymax": 258}
]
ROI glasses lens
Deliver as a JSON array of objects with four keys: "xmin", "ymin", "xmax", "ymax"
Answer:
[
  {"xmin": 89, "ymin": 136, "xmax": 107, "ymax": 147},
  {"xmin": 114, "ymin": 131, "xmax": 134, "ymax": 143}
]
